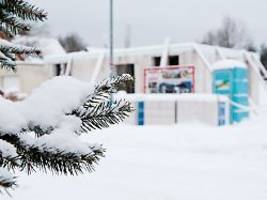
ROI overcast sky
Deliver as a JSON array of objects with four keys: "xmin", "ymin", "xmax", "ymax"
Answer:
[{"xmin": 31, "ymin": 0, "xmax": 267, "ymax": 48}]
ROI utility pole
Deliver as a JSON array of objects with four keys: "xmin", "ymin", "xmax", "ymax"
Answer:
[{"xmin": 109, "ymin": 0, "xmax": 115, "ymax": 77}]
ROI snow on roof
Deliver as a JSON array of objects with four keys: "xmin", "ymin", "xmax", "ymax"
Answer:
[
  {"xmin": 28, "ymin": 42, "xmax": 258, "ymax": 66},
  {"xmin": 110, "ymin": 43, "xmax": 257, "ymax": 58},
  {"xmin": 212, "ymin": 59, "xmax": 247, "ymax": 70},
  {"xmin": 115, "ymin": 92, "xmax": 229, "ymax": 103},
  {"xmin": 12, "ymin": 36, "xmax": 66, "ymax": 58}
]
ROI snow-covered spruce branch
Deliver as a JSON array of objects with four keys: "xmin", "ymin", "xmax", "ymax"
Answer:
[
  {"xmin": 77, "ymin": 100, "xmax": 133, "ymax": 132},
  {"xmin": 0, "ymin": 9, "xmax": 30, "ymax": 34},
  {"xmin": 0, "ymin": 39, "xmax": 40, "ymax": 70},
  {"xmin": 0, "ymin": 75, "xmax": 134, "ymax": 190},
  {"xmin": 0, "ymin": 133, "xmax": 104, "ymax": 175},
  {"xmin": 0, "ymin": 40, "xmax": 40, "ymax": 70},
  {"xmin": 0, "ymin": 139, "xmax": 19, "ymax": 169},
  {"xmin": 74, "ymin": 74, "xmax": 134, "ymax": 132},
  {"xmin": 0, "ymin": 0, "xmax": 47, "ymax": 70},
  {"xmin": 0, "ymin": 0, "xmax": 47, "ymax": 21}
]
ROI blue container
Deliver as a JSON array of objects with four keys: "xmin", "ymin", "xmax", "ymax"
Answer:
[
  {"xmin": 137, "ymin": 101, "xmax": 145, "ymax": 125},
  {"xmin": 212, "ymin": 61, "xmax": 249, "ymax": 124}
]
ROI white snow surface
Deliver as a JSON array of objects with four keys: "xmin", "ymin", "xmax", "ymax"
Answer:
[{"xmin": 2, "ymin": 114, "xmax": 267, "ymax": 200}]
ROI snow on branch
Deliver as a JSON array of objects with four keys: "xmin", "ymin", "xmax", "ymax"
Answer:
[
  {"xmin": 13, "ymin": 132, "xmax": 105, "ymax": 175},
  {"xmin": 0, "ymin": 0, "xmax": 47, "ymax": 22},
  {"xmin": 0, "ymin": 139, "xmax": 18, "ymax": 169},
  {"xmin": 0, "ymin": 168, "xmax": 16, "ymax": 191},
  {"xmin": 0, "ymin": 0, "xmax": 46, "ymax": 70},
  {"xmin": 0, "ymin": 38, "xmax": 40, "ymax": 70},
  {"xmin": 0, "ymin": 96, "xmax": 27, "ymax": 135}
]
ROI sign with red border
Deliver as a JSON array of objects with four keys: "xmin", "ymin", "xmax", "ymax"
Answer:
[{"xmin": 144, "ymin": 66, "xmax": 195, "ymax": 94}]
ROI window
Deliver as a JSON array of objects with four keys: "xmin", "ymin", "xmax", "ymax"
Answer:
[
  {"xmin": 115, "ymin": 64, "xmax": 135, "ymax": 93},
  {"xmin": 168, "ymin": 55, "xmax": 179, "ymax": 66},
  {"xmin": 153, "ymin": 55, "xmax": 179, "ymax": 67},
  {"xmin": 54, "ymin": 63, "xmax": 68, "ymax": 76},
  {"xmin": 153, "ymin": 56, "xmax": 161, "ymax": 67}
]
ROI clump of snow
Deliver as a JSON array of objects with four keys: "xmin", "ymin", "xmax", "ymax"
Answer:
[
  {"xmin": 0, "ymin": 76, "xmax": 93, "ymax": 134},
  {"xmin": 18, "ymin": 114, "xmax": 102, "ymax": 155},
  {"xmin": 58, "ymin": 116, "xmax": 82, "ymax": 132},
  {"xmin": 16, "ymin": 76, "xmax": 92, "ymax": 131},
  {"xmin": 20, "ymin": 129, "xmax": 95, "ymax": 156},
  {"xmin": 0, "ymin": 97, "xmax": 27, "ymax": 135},
  {"xmin": 0, "ymin": 139, "xmax": 18, "ymax": 158}
]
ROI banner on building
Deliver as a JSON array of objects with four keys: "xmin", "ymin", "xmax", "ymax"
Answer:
[{"xmin": 144, "ymin": 66, "xmax": 195, "ymax": 93}]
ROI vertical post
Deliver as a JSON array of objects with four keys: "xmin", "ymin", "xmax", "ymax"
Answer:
[{"xmin": 109, "ymin": 0, "xmax": 115, "ymax": 77}]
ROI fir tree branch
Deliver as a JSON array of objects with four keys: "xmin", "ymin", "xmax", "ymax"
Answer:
[
  {"xmin": 0, "ymin": 44, "xmax": 40, "ymax": 55},
  {"xmin": 0, "ymin": 133, "xmax": 105, "ymax": 175},
  {"xmin": 0, "ymin": 10, "xmax": 30, "ymax": 34},
  {"xmin": 0, "ymin": 39, "xmax": 41, "ymax": 70},
  {"xmin": 0, "ymin": 0, "xmax": 47, "ymax": 21},
  {"xmin": 0, "ymin": 139, "xmax": 19, "ymax": 169},
  {"xmin": 0, "ymin": 0, "xmax": 46, "ymax": 70},
  {"xmin": 78, "ymin": 100, "xmax": 133, "ymax": 132},
  {"xmin": 73, "ymin": 74, "xmax": 134, "ymax": 133},
  {"xmin": 0, "ymin": 51, "xmax": 16, "ymax": 70}
]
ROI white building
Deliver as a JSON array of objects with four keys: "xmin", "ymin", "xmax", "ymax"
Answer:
[{"xmin": 1, "ymin": 42, "xmax": 267, "ymax": 126}]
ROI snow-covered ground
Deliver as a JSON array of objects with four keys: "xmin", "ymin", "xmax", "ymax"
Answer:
[{"xmin": 3, "ymin": 116, "xmax": 267, "ymax": 200}]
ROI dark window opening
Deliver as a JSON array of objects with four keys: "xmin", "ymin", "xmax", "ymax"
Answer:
[
  {"xmin": 115, "ymin": 64, "xmax": 135, "ymax": 93},
  {"xmin": 153, "ymin": 55, "xmax": 179, "ymax": 67},
  {"xmin": 54, "ymin": 63, "xmax": 68, "ymax": 76},
  {"xmin": 168, "ymin": 55, "xmax": 179, "ymax": 66},
  {"xmin": 153, "ymin": 56, "xmax": 161, "ymax": 67},
  {"xmin": 55, "ymin": 64, "xmax": 61, "ymax": 76}
]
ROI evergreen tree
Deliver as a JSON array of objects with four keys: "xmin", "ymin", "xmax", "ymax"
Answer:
[{"xmin": 0, "ymin": 0, "xmax": 133, "ymax": 193}]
